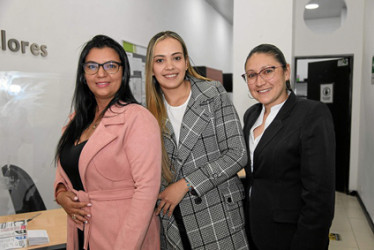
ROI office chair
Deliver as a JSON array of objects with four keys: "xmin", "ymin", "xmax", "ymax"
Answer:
[{"xmin": 1, "ymin": 164, "xmax": 46, "ymax": 214}]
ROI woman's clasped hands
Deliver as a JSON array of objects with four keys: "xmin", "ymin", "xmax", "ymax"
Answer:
[{"xmin": 56, "ymin": 185, "xmax": 92, "ymax": 226}]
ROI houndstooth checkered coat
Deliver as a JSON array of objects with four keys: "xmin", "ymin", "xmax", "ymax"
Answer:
[{"xmin": 160, "ymin": 76, "xmax": 249, "ymax": 250}]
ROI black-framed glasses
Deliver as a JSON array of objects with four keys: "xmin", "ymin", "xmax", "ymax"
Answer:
[
  {"xmin": 83, "ymin": 61, "xmax": 122, "ymax": 75},
  {"xmin": 241, "ymin": 65, "xmax": 284, "ymax": 84}
]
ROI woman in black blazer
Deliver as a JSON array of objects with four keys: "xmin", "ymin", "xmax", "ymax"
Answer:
[{"xmin": 242, "ymin": 44, "xmax": 335, "ymax": 250}]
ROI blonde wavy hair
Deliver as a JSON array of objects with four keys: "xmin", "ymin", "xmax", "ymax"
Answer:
[{"xmin": 145, "ymin": 31, "xmax": 209, "ymax": 183}]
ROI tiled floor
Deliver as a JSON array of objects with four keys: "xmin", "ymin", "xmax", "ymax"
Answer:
[{"xmin": 329, "ymin": 192, "xmax": 374, "ymax": 250}]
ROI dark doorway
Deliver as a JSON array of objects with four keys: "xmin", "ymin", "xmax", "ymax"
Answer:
[{"xmin": 294, "ymin": 56, "xmax": 353, "ymax": 193}]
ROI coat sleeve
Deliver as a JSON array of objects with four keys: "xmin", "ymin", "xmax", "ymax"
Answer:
[
  {"xmin": 114, "ymin": 107, "xmax": 162, "ymax": 249},
  {"xmin": 291, "ymin": 102, "xmax": 335, "ymax": 249},
  {"xmin": 186, "ymin": 82, "xmax": 248, "ymax": 196},
  {"xmin": 53, "ymin": 163, "xmax": 69, "ymax": 197}
]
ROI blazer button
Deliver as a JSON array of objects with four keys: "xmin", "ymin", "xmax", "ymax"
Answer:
[{"xmin": 195, "ymin": 197, "xmax": 202, "ymax": 204}]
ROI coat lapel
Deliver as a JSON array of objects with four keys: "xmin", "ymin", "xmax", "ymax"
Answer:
[
  {"xmin": 78, "ymin": 106, "xmax": 124, "ymax": 188},
  {"xmin": 176, "ymin": 78, "xmax": 212, "ymax": 172},
  {"xmin": 253, "ymin": 92, "xmax": 297, "ymax": 167},
  {"xmin": 243, "ymin": 104, "xmax": 262, "ymax": 145},
  {"xmin": 163, "ymin": 118, "xmax": 179, "ymax": 178},
  {"xmin": 243, "ymin": 104, "xmax": 262, "ymax": 169},
  {"xmin": 164, "ymin": 118, "xmax": 176, "ymax": 143}
]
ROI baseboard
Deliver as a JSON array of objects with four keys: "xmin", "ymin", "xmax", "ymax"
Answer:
[{"xmin": 349, "ymin": 191, "xmax": 374, "ymax": 234}]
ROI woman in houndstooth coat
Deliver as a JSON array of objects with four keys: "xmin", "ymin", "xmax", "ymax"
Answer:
[{"xmin": 145, "ymin": 31, "xmax": 249, "ymax": 250}]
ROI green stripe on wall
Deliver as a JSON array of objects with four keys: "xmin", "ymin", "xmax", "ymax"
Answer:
[{"xmin": 123, "ymin": 41, "xmax": 135, "ymax": 53}]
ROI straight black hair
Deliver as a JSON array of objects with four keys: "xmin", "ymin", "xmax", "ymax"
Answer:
[{"xmin": 55, "ymin": 35, "xmax": 137, "ymax": 161}]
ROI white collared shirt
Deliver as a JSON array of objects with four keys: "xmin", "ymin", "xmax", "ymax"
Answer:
[{"xmin": 249, "ymin": 98, "xmax": 288, "ymax": 173}]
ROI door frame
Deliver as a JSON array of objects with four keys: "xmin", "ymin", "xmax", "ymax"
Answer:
[{"xmin": 293, "ymin": 55, "xmax": 354, "ymax": 193}]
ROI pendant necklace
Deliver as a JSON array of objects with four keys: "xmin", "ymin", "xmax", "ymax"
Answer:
[{"xmin": 92, "ymin": 118, "xmax": 101, "ymax": 129}]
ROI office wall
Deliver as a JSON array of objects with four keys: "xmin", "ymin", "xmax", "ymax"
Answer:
[
  {"xmin": 232, "ymin": 0, "xmax": 294, "ymax": 121},
  {"xmin": 359, "ymin": 0, "xmax": 374, "ymax": 224},
  {"xmin": 294, "ymin": 0, "xmax": 364, "ymax": 192},
  {"xmin": 0, "ymin": 0, "xmax": 233, "ymax": 214}
]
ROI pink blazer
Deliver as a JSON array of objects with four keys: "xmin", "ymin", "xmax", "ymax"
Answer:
[{"xmin": 54, "ymin": 104, "xmax": 161, "ymax": 250}]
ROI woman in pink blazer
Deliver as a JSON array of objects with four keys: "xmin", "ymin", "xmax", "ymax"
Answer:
[{"xmin": 54, "ymin": 35, "xmax": 161, "ymax": 250}]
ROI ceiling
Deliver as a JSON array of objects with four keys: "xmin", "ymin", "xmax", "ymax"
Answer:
[
  {"xmin": 205, "ymin": 0, "xmax": 233, "ymax": 24},
  {"xmin": 205, "ymin": 0, "xmax": 347, "ymax": 24},
  {"xmin": 304, "ymin": 0, "xmax": 347, "ymax": 20}
]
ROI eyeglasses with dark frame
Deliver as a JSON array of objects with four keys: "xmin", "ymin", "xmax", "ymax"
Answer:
[
  {"xmin": 241, "ymin": 65, "xmax": 284, "ymax": 84},
  {"xmin": 83, "ymin": 61, "xmax": 122, "ymax": 75}
]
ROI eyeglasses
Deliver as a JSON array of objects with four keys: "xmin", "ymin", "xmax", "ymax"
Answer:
[
  {"xmin": 83, "ymin": 61, "xmax": 122, "ymax": 75},
  {"xmin": 241, "ymin": 65, "xmax": 284, "ymax": 84}
]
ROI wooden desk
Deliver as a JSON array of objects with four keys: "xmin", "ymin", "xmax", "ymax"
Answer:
[{"xmin": 0, "ymin": 208, "xmax": 67, "ymax": 249}]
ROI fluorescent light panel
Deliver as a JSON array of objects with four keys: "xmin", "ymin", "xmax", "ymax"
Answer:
[{"xmin": 305, "ymin": 3, "xmax": 319, "ymax": 9}]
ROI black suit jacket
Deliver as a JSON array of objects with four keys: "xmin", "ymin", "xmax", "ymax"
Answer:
[{"xmin": 243, "ymin": 92, "xmax": 335, "ymax": 250}]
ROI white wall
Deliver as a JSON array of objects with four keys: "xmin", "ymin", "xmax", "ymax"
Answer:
[
  {"xmin": 233, "ymin": 0, "xmax": 294, "ymax": 122},
  {"xmin": 359, "ymin": 0, "xmax": 374, "ymax": 224},
  {"xmin": 304, "ymin": 17, "xmax": 342, "ymax": 34},
  {"xmin": 0, "ymin": 0, "xmax": 233, "ymax": 73},
  {"xmin": 0, "ymin": 0, "xmax": 233, "ymax": 214},
  {"xmin": 293, "ymin": 0, "xmax": 374, "ymax": 222},
  {"xmin": 294, "ymin": 0, "xmax": 365, "ymax": 192}
]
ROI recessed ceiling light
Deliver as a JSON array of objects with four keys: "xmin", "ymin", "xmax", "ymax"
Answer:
[{"xmin": 305, "ymin": 3, "xmax": 319, "ymax": 9}]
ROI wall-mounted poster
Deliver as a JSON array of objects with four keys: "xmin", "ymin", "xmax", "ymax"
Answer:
[
  {"xmin": 123, "ymin": 41, "xmax": 146, "ymax": 106},
  {"xmin": 372, "ymin": 56, "xmax": 374, "ymax": 85}
]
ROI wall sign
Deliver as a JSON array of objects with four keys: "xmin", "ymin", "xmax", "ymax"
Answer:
[
  {"xmin": 320, "ymin": 83, "xmax": 334, "ymax": 103},
  {"xmin": 0, "ymin": 29, "xmax": 47, "ymax": 57}
]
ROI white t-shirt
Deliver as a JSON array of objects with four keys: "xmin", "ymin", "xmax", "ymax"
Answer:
[{"xmin": 164, "ymin": 91, "xmax": 192, "ymax": 146}]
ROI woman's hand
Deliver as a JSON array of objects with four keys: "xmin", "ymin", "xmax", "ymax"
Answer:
[
  {"xmin": 156, "ymin": 179, "xmax": 190, "ymax": 217},
  {"xmin": 56, "ymin": 186, "xmax": 91, "ymax": 226}
]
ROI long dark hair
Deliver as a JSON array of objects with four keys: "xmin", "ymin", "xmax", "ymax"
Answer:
[
  {"xmin": 55, "ymin": 35, "xmax": 137, "ymax": 161},
  {"xmin": 244, "ymin": 43, "xmax": 292, "ymax": 90}
]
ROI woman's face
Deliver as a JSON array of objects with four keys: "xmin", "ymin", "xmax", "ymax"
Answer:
[
  {"xmin": 152, "ymin": 37, "xmax": 188, "ymax": 93},
  {"xmin": 244, "ymin": 52, "xmax": 290, "ymax": 109},
  {"xmin": 84, "ymin": 47, "xmax": 123, "ymax": 105}
]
